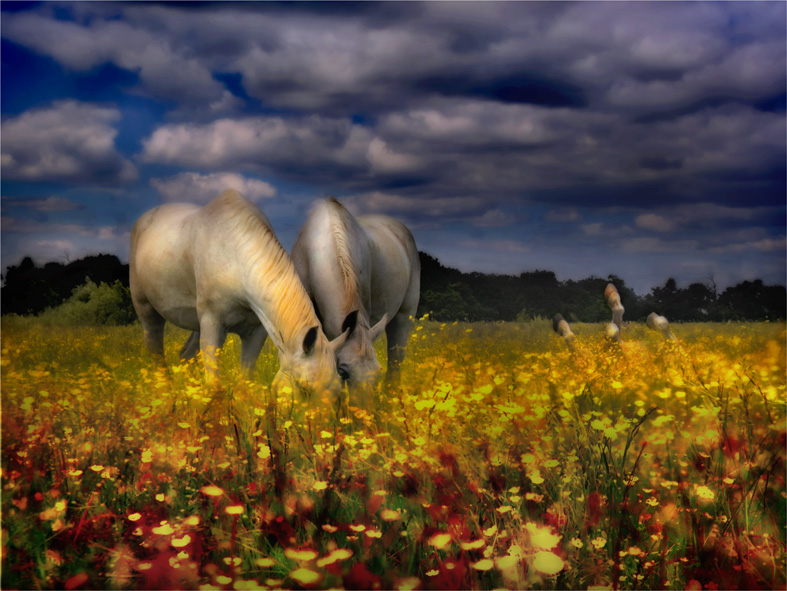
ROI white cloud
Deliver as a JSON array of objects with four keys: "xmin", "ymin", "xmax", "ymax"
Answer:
[
  {"xmin": 142, "ymin": 115, "xmax": 420, "ymax": 181},
  {"xmin": 142, "ymin": 115, "xmax": 367, "ymax": 171},
  {"xmin": 366, "ymin": 138, "xmax": 420, "ymax": 175},
  {"xmin": 0, "ymin": 101, "xmax": 136, "ymax": 184},
  {"xmin": 150, "ymin": 172, "xmax": 277, "ymax": 204}
]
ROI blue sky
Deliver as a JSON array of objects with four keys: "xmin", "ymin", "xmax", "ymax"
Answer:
[{"xmin": 2, "ymin": 1, "xmax": 785, "ymax": 295}]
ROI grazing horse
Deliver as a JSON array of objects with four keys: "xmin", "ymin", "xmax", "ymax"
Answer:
[
  {"xmin": 646, "ymin": 312, "xmax": 676, "ymax": 341},
  {"xmin": 605, "ymin": 321, "xmax": 622, "ymax": 343},
  {"xmin": 604, "ymin": 283, "xmax": 624, "ymax": 329},
  {"xmin": 552, "ymin": 313, "xmax": 576, "ymax": 349},
  {"xmin": 291, "ymin": 198, "xmax": 420, "ymax": 396},
  {"xmin": 129, "ymin": 189, "xmax": 348, "ymax": 396}
]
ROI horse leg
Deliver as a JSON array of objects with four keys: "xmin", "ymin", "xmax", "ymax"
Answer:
[
  {"xmin": 198, "ymin": 313, "xmax": 227, "ymax": 380},
  {"xmin": 136, "ymin": 302, "xmax": 167, "ymax": 367},
  {"xmin": 239, "ymin": 325, "xmax": 268, "ymax": 379},
  {"xmin": 385, "ymin": 312, "xmax": 413, "ymax": 385},
  {"xmin": 180, "ymin": 331, "xmax": 200, "ymax": 362}
]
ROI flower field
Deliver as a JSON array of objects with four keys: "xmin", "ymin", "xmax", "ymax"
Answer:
[{"xmin": 1, "ymin": 317, "xmax": 785, "ymax": 590}]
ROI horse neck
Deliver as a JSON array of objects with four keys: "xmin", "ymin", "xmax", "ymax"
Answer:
[
  {"xmin": 326, "ymin": 206, "xmax": 372, "ymax": 322},
  {"xmin": 240, "ymin": 233, "xmax": 317, "ymax": 354}
]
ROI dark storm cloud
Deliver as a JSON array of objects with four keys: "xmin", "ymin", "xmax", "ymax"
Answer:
[{"xmin": 1, "ymin": 1, "xmax": 784, "ymax": 291}]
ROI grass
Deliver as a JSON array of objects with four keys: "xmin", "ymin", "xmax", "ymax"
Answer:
[{"xmin": 1, "ymin": 316, "xmax": 785, "ymax": 590}]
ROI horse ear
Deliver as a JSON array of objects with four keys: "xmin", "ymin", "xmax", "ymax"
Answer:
[
  {"xmin": 369, "ymin": 313, "xmax": 388, "ymax": 341},
  {"xmin": 329, "ymin": 328, "xmax": 350, "ymax": 353},
  {"xmin": 303, "ymin": 326, "xmax": 318, "ymax": 355},
  {"xmin": 342, "ymin": 310, "xmax": 359, "ymax": 336}
]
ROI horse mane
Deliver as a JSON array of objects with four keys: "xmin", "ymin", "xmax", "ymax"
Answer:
[
  {"xmin": 213, "ymin": 190, "xmax": 318, "ymax": 345},
  {"xmin": 326, "ymin": 198, "xmax": 364, "ymax": 318}
]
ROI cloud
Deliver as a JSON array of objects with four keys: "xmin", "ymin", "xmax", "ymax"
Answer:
[
  {"xmin": 1, "ymin": 216, "xmax": 96, "ymax": 236},
  {"xmin": 581, "ymin": 223, "xmax": 604, "ymax": 236},
  {"xmin": 1, "ymin": 2, "xmax": 783, "ymax": 292},
  {"xmin": 342, "ymin": 191, "xmax": 486, "ymax": 220},
  {"xmin": 1, "ymin": 101, "xmax": 137, "ymax": 185},
  {"xmin": 460, "ymin": 239, "xmax": 530, "ymax": 254},
  {"xmin": 150, "ymin": 172, "xmax": 277, "ymax": 204},
  {"xmin": 620, "ymin": 236, "xmax": 699, "ymax": 254},
  {"xmin": 141, "ymin": 115, "xmax": 373, "ymax": 177},
  {"xmin": 544, "ymin": 208, "xmax": 580, "ymax": 223},
  {"xmin": 635, "ymin": 213, "xmax": 675, "ymax": 232},
  {"xmin": 470, "ymin": 209, "xmax": 516, "ymax": 228},
  {"xmin": 366, "ymin": 138, "xmax": 420, "ymax": 175},
  {"xmin": 4, "ymin": 196, "xmax": 85, "ymax": 212},
  {"xmin": 2, "ymin": 10, "xmax": 230, "ymax": 107},
  {"xmin": 707, "ymin": 235, "xmax": 786, "ymax": 254}
]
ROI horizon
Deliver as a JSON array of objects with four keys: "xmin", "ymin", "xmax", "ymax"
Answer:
[
  {"xmin": 4, "ymin": 247, "xmax": 782, "ymax": 300},
  {"xmin": 2, "ymin": 1, "xmax": 785, "ymax": 296}
]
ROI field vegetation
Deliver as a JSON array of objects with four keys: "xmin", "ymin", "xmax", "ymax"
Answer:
[{"xmin": 1, "ymin": 315, "xmax": 785, "ymax": 590}]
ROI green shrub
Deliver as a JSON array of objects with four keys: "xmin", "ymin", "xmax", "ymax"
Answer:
[{"xmin": 36, "ymin": 279, "xmax": 136, "ymax": 326}]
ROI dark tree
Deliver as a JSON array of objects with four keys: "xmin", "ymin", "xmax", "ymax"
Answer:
[{"xmin": 2, "ymin": 254, "xmax": 129, "ymax": 316}]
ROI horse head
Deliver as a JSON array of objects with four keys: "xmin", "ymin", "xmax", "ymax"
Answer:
[
  {"xmin": 332, "ymin": 310, "xmax": 388, "ymax": 397},
  {"xmin": 273, "ymin": 325, "xmax": 349, "ymax": 399}
]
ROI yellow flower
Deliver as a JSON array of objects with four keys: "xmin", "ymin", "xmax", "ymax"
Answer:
[
  {"xmin": 696, "ymin": 485, "xmax": 715, "ymax": 502},
  {"xmin": 532, "ymin": 551, "xmax": 564, "ymax": 575},
  {"xmin": 152, "ymin": 523, "xmax": 174, "ymax": 535},
  {"xmin": 289, "ymin": 568, "xmax": 321, "ymax": 586},
  {"xmin": 528, "ymin": 525, "xmax": 561, "ymax": 550},
  {"xmin": 428, "ymin": 532, "xmax": 452, "ymax": 550},
  {"xmin": 200, "ymin": 485, "xmax": 224, "ymax": 497},
  {"xmin": 225, "ymin": 504, "xmax": 244, "ymax": 515},
  {"xmin": 471, "ymin": 558, "xmax": 494, "ymax": 571},
  {"xmin": 312, "ymin": 481, "xmax": 328, "ymax": 491},
  {"xmin": 171, "ymin": 534, "xmax": 191, "ymax": 548},
  {"xmin": 284, "ymin": 548, "xmax": 318, "ymax": 562},
  {"xmin": 460, "ymin": 539, "xmax": 485, "ymax": 551},
  {"xmin": 316, "ymin": 548, "xmax": 353, "ymax": 567},
  {"xmin": 381, "ymin": 509, "xmax": 401, "ymax": 521}
]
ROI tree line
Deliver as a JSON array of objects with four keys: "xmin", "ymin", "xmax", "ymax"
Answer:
[
  {"xmin": 2, "ymin": 252, "xmax": 784, "ymax": 323},
  {"xmin": 418, "ymin": 252, "xmax": 785, "ymax": 322}
]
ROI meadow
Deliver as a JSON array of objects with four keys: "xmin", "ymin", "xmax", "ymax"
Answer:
[{"xmin": 1, "ymin": 316, "xmax": 785, "ymax": 590}]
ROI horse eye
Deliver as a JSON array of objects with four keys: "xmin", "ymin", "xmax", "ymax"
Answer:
[{"xmin": 338, "ymin": 364, "xmax": 350, "ymax": 382}]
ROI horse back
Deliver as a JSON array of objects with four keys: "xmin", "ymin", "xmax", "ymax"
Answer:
[
  {"xmin": 357, "ymin": 214, "xmax": 420, "ymax": 321},
  {"xmin": 292, "ymin": 199, "xmax": 371, "ymax": 329}
]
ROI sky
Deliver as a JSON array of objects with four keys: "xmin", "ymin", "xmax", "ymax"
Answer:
[{"xmin": 1, "ymin": 1, "xmax": 785, "ymax": 296}]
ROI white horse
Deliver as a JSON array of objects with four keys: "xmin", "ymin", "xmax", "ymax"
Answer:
[
  {"xmin": 291, "ymin": 198, "xmax": 420, "ymax": 396},
  {"xmin": 646, "ymin": 312, "xmax": 676, "ymax": 341},
  {"xmin": 129, "ymin": 189, "xmax": 348, "ymax": 396},
  {"xmin": 552, "ymin": 313, "xmax": 576, "ymax": 350},
  {"xmin": 604, "ymin": 283, "xmax": 625, "ymax": 329}
]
